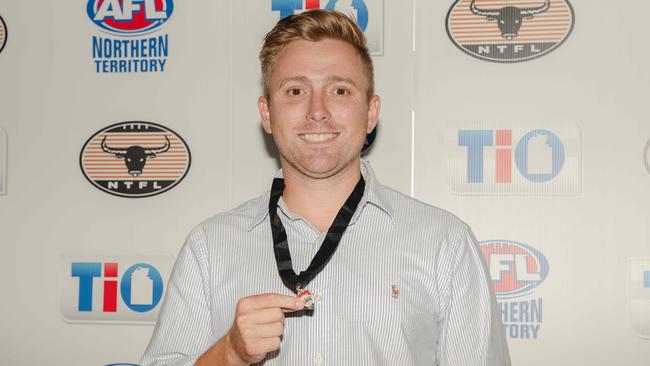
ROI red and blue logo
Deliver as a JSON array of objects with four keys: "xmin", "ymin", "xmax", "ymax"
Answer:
[
  {"xmin": 60, "ymin": 255, "xmax": 172, "ymax": 323},
  {"xmin": 87, "ymin": 0, "xmax": 174, "ymax": 36},
  {"xmin": 72, "ymin": 262, "xmax": 163, "ymax": 313},
  {"xmin": 272, "ymin": 0, "xmax": 369, "ymax": 31},
  {"xmin": 480, "ymin": 240, "xmax": 549, "ymax": 299}
]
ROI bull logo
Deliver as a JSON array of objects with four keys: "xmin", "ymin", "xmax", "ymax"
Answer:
[
  {"xmin": 470, "ymin": 0, "xmax": 550, "ymax": 40},
  {"xmin": 446, "ymin": 0, "xmax": 575, "ymax": 63},
  {"xmin": 101, "ymin": 135, "xmax": 170, "ymax": 176},
  {"xmin": 80, "ymin": 121, "xmax": 191, "ymax": 198},
  {"xmin": 0, "ymin": 15, "xmax": 7, "ymax": 55}
]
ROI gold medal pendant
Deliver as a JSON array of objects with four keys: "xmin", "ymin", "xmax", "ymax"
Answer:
[{"xmin": 297, "ymin": 285, "xmax": 315, "ymax": 310}]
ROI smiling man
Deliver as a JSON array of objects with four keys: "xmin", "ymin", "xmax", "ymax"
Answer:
[{"xmin": 141, "ymin": 10, "xmax": 510, "ymax": 366}]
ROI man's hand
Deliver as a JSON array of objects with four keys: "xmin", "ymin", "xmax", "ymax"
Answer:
[{"xmin": 196, "ymin": 293, "xmax": 304, "ymax": 366}]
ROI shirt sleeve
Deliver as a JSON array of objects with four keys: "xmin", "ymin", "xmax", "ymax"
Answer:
[
  {"xmin": 438, "ymin": 226, "xmax": 511, "ymax": 366},
  {"xmin": 140, "ymin": 226, "xmax": 215, "ymax": 366}
]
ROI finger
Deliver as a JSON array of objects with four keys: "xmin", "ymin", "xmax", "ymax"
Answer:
[
  {"xmin": 239, "ymin": 293, "xmax": 304, "ymax": 313},
  {"xmin": 253, "ymin": 322, "xmax": 284, "ymax": 338},
  {"xmin": 244, "ymin": 307, "xmax": 284, "ymax": 325},
  {"xmin": 253, "ymin": 336, "xmax": 282, "ymax": 355}
]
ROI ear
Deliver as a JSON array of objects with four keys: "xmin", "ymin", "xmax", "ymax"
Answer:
[
  {"xmin": 366, "ymin": 95, "xmax": 381, "ymax": 133},
  {"xmin": 258, "ymin": 96, "xmax": 272, "ymax": 134}
]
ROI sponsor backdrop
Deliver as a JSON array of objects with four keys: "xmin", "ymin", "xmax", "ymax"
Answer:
[{"xmin": 0, "ymin": 0, "xmax": 648, "ymax": 365}]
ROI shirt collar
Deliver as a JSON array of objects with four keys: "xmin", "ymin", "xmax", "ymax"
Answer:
[{"xmin": 247, "ymin": 159, "xmax": 393, "ymax": 231}]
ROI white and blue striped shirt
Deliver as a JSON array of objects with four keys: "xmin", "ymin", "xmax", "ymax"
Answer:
[{"xmin": 141, "ymin": 160, "xmax": 510, "ymax": 366}]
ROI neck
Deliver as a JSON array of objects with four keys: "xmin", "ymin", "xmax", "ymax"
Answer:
[{"xmin": 281, "ymin": 161, "xmax": 362, "ymax": 233}]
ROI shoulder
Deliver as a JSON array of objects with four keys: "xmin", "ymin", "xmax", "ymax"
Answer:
[
  {"xmin": 380, "ymin": 185, "xmax": 470, "ymax": 234},
  {"xmin": 194, "ymin": 192, "xmax": 268, "ymax": 235}
]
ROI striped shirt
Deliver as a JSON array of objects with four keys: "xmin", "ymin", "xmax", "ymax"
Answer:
[{"xmin": 141, "ymin": 160, "xmax": 511, "ymax": 366}]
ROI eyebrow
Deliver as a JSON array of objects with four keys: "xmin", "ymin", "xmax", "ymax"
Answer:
[
  {"xmin": 277, "ymin": 76, "xmax": 310, "ymax": 89},
  {"xmin": 325, "ymin": 75, "xmax": 358, "ymax": 88},
  {"xmin": 276, "ymin": 75, "xmax": 358, "ymax": 90}
]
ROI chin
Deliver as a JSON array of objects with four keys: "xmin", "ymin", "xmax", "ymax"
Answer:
[{"xmin": 298, "ymin": 156, "xmax": 359, "ymax": 179}]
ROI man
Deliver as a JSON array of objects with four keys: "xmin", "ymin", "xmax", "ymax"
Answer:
[{"xmin": 141, "ymin": 10, "xmax": 510, "ymax": 366}]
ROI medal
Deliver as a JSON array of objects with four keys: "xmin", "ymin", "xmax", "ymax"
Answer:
[
  {"xmin": 269, "ymin": 175, "xmax": 365, "ymax": 310},
  {"xmin": 297, "ymin": 285, "xmax": 315, "ymax": 310}
]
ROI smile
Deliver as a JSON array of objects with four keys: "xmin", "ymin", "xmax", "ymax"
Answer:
[{"xmin": 299, "ymin": 133, "xmax": 339, "ymax": 143}]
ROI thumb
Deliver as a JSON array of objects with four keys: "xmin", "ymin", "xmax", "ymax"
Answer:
[{"xmin": 283, "ymin": 297, "xmax": 305, "ymax": 312}]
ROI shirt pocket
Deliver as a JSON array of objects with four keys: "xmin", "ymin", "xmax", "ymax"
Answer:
[{"xmin": 333, "ymin": 270, "xmax": 406, "ymax": 332}]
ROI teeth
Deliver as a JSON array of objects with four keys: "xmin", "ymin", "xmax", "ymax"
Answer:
[{"xmin": 301, "ymin": 133, "xmax": 337, "ymax": 142}]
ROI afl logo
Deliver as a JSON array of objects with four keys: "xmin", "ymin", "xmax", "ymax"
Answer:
[
  {"xmin": 0, "ymin": 15, "xmax": 7, "ymax": 54},
  {"xmin": 446, "ymin": 0, "xmax": 575, "ymax": 63},
  {"xmin": 86, "ymin": 0, "xmax": 174, "ymax": 36},
  {"xmin": 480, "ymin": 240, "xmax": 549, "ymax": 299},
  {"xmin": 80, "ymin": 122, "xmax": 190, "ymax": 198}
]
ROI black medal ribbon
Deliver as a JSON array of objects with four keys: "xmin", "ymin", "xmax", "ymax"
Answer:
[{"xmin": 269, "ymin": 176, "xmax": 365, "ymax": 293}]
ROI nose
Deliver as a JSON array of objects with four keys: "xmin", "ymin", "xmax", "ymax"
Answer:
[{"xmin": 307, "ymin": 92, "xmax": 330, "ymax": 123}]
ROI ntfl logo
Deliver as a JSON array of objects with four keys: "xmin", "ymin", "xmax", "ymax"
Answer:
[
  {"xmin": 61, "ymin": 256, "xmax": 173, "ymax": 323},
  {"xmin": 87, "ymin": 0, "xmax": 174, "ymax": 36},
  {"xmin": 446, "ymin": 0, "xmax": 575, "ymax": 62},
  {"xmin": 447, "ymin": 123, "xmax": 581, "ymax": 194},
  {"xmin": 480, "ymin": 240, "xmax": 549, "ymax": 299},
  {"xmin": 80, "ymin": 121, "xmax": 191, "ymax": 198},
  {"xmin": 271, "ymin": 0, "xmax": 383, "ymax": 54},
  {"xmin": 0, "ymin": 15, "xmax": 7, "ymax": 54}
]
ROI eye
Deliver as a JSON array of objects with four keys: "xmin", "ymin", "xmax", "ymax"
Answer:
[
  {"xmin": 335, "ymin": 88, "xmax": 349, "ymax": 96},
  {"xmin": 288, "ymin": 88, "xmax": 303, "ymax": 96}
]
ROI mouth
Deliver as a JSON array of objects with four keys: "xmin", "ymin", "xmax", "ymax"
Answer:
[{"xmin": 299, "ymin": 133, "xmax": 339, "ymax": 143}]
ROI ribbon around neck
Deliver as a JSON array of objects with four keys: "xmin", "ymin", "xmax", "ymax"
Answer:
[{"xmin": 268, "ymin": 176, "xmax": 365, "ymax": 293}]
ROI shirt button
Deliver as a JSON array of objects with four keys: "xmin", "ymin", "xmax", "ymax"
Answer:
[
  {"xmin": 315, "ymin": 293, "xmax": 322, "ymax": 304},
  {"xmin": 314, "ymin": 353, "xmax": 323, "ymax": 365}
]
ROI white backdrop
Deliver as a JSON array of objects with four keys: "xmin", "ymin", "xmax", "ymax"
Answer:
[{"xmin": 0, "ymin": 0, "xmax": 649, "ymax": 365}]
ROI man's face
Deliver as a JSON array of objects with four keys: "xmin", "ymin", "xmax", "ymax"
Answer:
[{"xmin": 259, "ymin": 38, "xmax": 380, "ymax": 180}]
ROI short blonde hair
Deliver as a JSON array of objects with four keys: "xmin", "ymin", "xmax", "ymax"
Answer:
[{"xmin": 259, "ymin": 9, "xmax": 374, "ymax": 100}]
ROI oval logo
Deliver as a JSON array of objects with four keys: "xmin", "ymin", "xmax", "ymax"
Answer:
[
  {"xmin": 86, "ymin": 0, "xmax": 174, "ymax": 36},
  {"xmin": 446, "ymin": 0, "xmax": 575, "ymax": 63},
  {"xmin": 80, "ymin": 121, "xmax": 191, "ymax": 198},
  {"xmin": 0, "ymin": 15, "xmax": 7, "ymax": 54},
  {"xmin": 479, "ymin": 240, "xmax": 549, "ymax": 298}
]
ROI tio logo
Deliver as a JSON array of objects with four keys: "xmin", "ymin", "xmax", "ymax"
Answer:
[
  {"xmin": 272, "ymin": 0, "xmax": 369, "ymax": 31},
  {"xmin": 628, "ymin": 258, "xmax": 650, "ymax": 339},
  {"xmin": 71, "ymin": 262, "xmax": 163, "ymax": 313},
  {"xmin": 61, "ymin": 256, "xmax": 171, "ymax": 323},
  {"xmin": 459, "ymin": 129, "xmax": 564, "ymax": 183},
  {"xmin": 448, "ymin": 124, "xmax": 581, "ymax": 195}
]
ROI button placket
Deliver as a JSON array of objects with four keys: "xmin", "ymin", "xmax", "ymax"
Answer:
[{"xmin": 313, "ymin": 352, "xmax": 323, "ymax": 365}]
